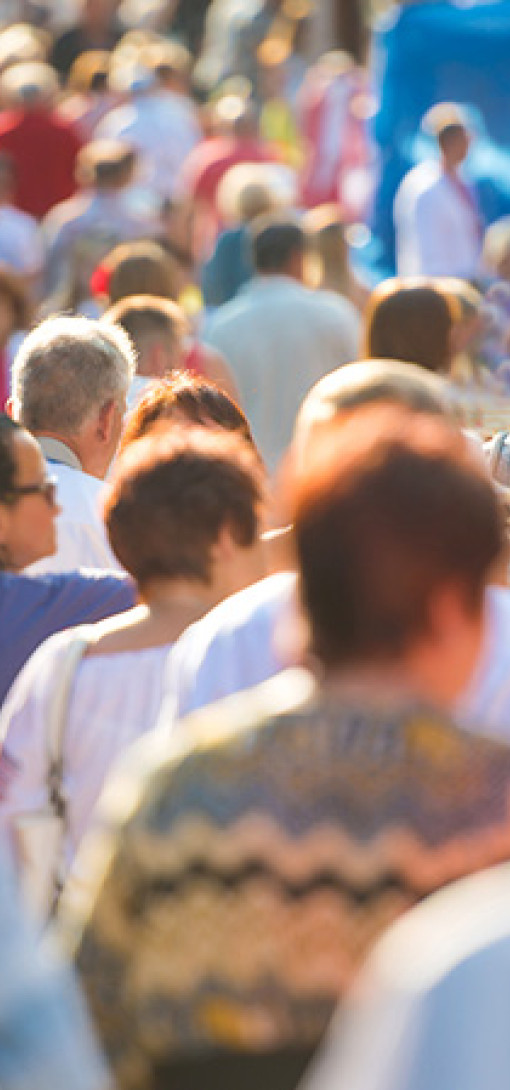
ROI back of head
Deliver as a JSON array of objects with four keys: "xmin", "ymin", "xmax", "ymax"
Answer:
[
  {"xmin": 104, "ymin": 427, "xmax": 264, "ymax": 588},
  {"xmin": 11, "ymin": 315, "xmax": 136, "ymax": 435},
  {"xmin": 104, "ymin": 239, "xmax": 180, "ymax": 304},
  {"xmin": 250, "ymin": 212, "xmax": 305, "ymax": 274},
  {"xmin": 364, "ymin": 279, "xmax": 455, "ymax": 374},
  {"xmin": 76, "ymin": 139, "xmax": 136, "ymax": 190},
  {"xmin": 103, "ymin": 294, "xmax": 187, "ymax": 372},
  {"xmin": 0, "ymin": 59, "xmax": 57, "ymax": 108},
  {"xmin": 291, "ymin": 405, "xmax": 504, "ymax": 670},
  {"xmin": 295, "ymin": 358, "xmax": 449, "ymax": 448},
  {"xmin": 120, "ymin": 371, "xmax": 256, "ymax": 453}
]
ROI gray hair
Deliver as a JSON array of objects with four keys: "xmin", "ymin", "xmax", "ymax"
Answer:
[{"xmin": 11, "ymin": 314, "xmax": 137, "ymax": 434}]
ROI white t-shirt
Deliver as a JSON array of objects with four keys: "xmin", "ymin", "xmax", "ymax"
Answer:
[
  {"xmin": 162, "ymin": 571, "xmax": 299, "ymax": 722},
  {"xmin": 454, "ymin": 583, "xmax": 510, "ymax": 740},
  {"xmin": 0, "ymin": 205, "xmax": 43, "ymax": 276},
  {"xmin": 165, "ymin": 578, "xmax": 510, "ymax": 742},
  {"xmin": 394, "ymin": 161, "xmax": 482, "ymax": 279},
  {"xmin": 29, "ymin": 461, "xmax": 120, "ymax": 575},
  {"xmin": 0, "ymin": 631, "xmax": 171, "ymax": 876}
]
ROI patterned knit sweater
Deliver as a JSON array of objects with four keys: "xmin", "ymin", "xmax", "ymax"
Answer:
[{"xmin": 62, "ymin": 668, "xmax": 510, "ymax": 1090}]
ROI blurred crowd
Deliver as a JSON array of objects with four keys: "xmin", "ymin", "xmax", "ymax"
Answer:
[{"xmin": 0, "ymin": 2, "xmax": 510, "ymax": 1090}]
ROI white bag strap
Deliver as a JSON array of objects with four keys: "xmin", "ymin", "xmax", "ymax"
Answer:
[{"xmin": 45, "ymin": 629, "xmax": 94, "ymax": 912}]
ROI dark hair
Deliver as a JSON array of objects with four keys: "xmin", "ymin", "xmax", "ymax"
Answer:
[
  {"xmin": 292, "ymin": 406, "xmax": 504, "ymax": 669},
  {"xmin": 250, "ymin": 214, "xmax": 305, "ymax": 273},
  {"xmin": 104, "ymin": 428, "xmax": 264, "ymax": 587},
  {"xmin": 0, "ymin": 413, "xmax": 23, "ymax": 503},
  {"xmin": 364, "ymin": 280, "xmax": 456, "ymax": 375},
  {"xmin": 120, "ymin": 372, "xmax": 257, "ymax": 453}
]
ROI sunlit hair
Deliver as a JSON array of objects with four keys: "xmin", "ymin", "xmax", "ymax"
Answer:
[
  {"xmin": 11, "ymin": 314, "xmax": 136, "ymax": 434},
  {"xmin": 120, "ymin": 372, "xmax": 257, "ymax": 454},
  {"xmin": 364, "ymin": 278, "xmax": 459, "ymax": 375},
  {"xmin": 102, "ymin": 239, "xmax": 181, "ymax": 304}
]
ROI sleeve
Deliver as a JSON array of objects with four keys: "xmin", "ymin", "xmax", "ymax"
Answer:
[{"xmin": 0, "ymin": 571, "xmax": 135, "ymax": 706}]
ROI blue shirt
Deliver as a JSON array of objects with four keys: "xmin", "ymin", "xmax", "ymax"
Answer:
[{"xmin": 0, "ymin": 569, "xmax": 135, "ymax": 705}]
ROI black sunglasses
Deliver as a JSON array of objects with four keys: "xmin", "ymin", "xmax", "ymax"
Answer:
[{"xmin": 7, "ymin": 476, "xmax": 58, "ymax": 507}]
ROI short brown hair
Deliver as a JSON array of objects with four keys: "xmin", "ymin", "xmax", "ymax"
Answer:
[
  {"xmin": 103, "ymin": 295, "xmax": 187, "ymax": 362},
  {"xmin": 120, "ymin": 372, "xmax": 256, "ymax": 453},
  {"xmin": 104, "ymin": 428, "xmax": 264, "ymax": 588},
  {"xmin": 364, "ymin": 279, "xmax": 457, "ymax": 375},
  {"xmin": 292, "ymin": 406, "xmax": 504, "ymax": 668}
]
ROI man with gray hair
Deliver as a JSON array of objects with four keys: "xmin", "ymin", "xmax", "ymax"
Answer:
[{"xmin": 11, "ymin": 314, "xmax": 136, "ymax": 573}]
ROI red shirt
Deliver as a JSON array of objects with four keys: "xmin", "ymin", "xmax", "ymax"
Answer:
[
  {"xmin": 0, "ymin": 108, "xmax": 82, "ymax": 219},
  {"xmin": 180, "ymin": 137, "xmax": 279, "ymax": 212}
]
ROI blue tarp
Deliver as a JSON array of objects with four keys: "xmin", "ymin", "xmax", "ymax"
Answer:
[{"xmin": 366, "ymin": 1, "xmax": 510, "ymax": 278}]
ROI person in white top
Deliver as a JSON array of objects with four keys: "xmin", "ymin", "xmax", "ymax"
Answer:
[
  {"xmin": 162, "ymin": 358, "xmax": 510, "ymax": 745},
  {"xmin": 204, "ymin": 212, "xmax": 360, "ymax": 472},
  {"xmin": 0, "ymin": 424, "xmax": 266, "ymax": 905},
  {"xmin": 394, "ymin": 103, "xmax": 483, "ymax": 279},
  {"xmin": 96, "ymin": 52, "xmax": 201, "ymax": 203},
  {"xmin": 10, "ymin": 313, "xmax": 136, "ymax": 573}
]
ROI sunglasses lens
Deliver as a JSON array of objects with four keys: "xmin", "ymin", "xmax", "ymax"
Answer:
[{"xmin": 44, "ymin": 482, "xmax": 57, "ymax": 506}]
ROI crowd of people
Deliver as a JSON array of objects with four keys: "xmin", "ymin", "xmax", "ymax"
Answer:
[{"xmin": 1, "ymin": 1, "xmax": 510, "ymax": 1089}]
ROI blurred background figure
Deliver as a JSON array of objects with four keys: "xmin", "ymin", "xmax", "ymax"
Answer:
[
  {"xmin": 0, "ymin": 60, "xmax": 82, "ymax": 218},
  {"xmin": 0, "ymin": 266, "xmax": 31, "ymax": 408},
  {"xmin": 50, "ymin": 0, "xmax": 123, "ymax": 83},
  {"xmin": 57, "ymin": 49, "xmax": 116, "ymax": 138},
  {"xmin": 0, "ymin": 152, "xmax": 43, "ymax": 289},
  {"xmin": 298, "ymin": 50, "xmax": 374, "ymax": 221},
  {"xmin": 41, "ymin": 138, "xmax": 149, "ymax": 306},
  {"xmin": 94, "ymin": 238, "xmax": 238, "ymax": 399},
  {"xmin": 394, "ymin": 103, "xmax": 484, "ymax": 280},
  {"xmin": 303, "ymin": 202, "xmax": 369, "ymax": 312}
]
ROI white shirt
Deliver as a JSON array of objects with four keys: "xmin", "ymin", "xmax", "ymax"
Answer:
[
  {"xmin": 0, "ymin": 205, "xmax": 43, "ymax": 276},
  {"xmin": 163, "ymin": 571, "xmax": 298, "ymax": 722},
  {"xmin": 0, "ymin": 631, "xmax": 171, "ymax": 876},
  {"xmin": 204, "ymin": 277, "xmax": 360, "ymax": 471},
  {"xmin": 96, "ymin": 91, "xmax": 202, "ymax": 199},
  {"xmin": 454, "ymin": 583, "xmax": 510, "ymax": 740},
  {"xmin": 165, "ymin": 578, "xmax": 510, "ymax": 740},
  {"xmin": 394, "ymin": 160, "xmax": 482, "ymax": 278},
  {"xmin": 28, "ymin": 440, "xmax": 120, "ymax": 574}
]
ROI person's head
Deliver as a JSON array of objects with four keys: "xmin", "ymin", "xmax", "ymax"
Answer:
[
  {"xmin": 217, "ymin": 165, "xmax": 281, "ymax": 227},
  {"xmin": 291, "ymin": 405, "xmax": 505, "ymax": 702},
  {"xmin": 250, "ymin": 213, "xmax": 306, "ymax": 280},
  {"xmin": 68, "ymin": 49, "xmax": 111, "ymax": 93},
  {"xmin": 303, "ymin": 203, "xmax": 349, "ymax": 290},
  {"xmin": 364, "ymin": 278, "xmax": 459, "ymax": 375},
  {"xmin": 75, "ymin": 139, "xmax": 136, "ymax": 192},
  {"xmin": 0, "ymin": 265, "xmax": 31, "ymax": 346},
  {"xmin": 0, "ymin": 59, "xmax": 58, "ymax": 109},
  {"xmin": 11, "ymin": 315, "xmax": 136, "ymax": 479},
  {"xmin": 104, "ymin": 427, "xmax": 265, "ymax": 600},
  {"xmin": 0, "ymin": 413, "xmax": 59, "ymax": 570},
  {"xmin": 99, "ymin": 239, "xmax": 181, "ymax": 306},
  {"xmin": 424, "ymin": 103, "xmax": 471, "ymax": 171},
  {"xmin": 120, "ymin": 371, "xmax": 257, "ymax": 454},
  {"xmin": 103, "ymin": 295, "xmax": 187, "ymax": 379}
]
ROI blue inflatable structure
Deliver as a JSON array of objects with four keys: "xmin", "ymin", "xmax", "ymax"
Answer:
[{"xmin": 367, "ymin": 1, "xmax": 510, "ymax": 278}]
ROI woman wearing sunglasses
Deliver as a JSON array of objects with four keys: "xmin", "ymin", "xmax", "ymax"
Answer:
[{"xmin": 0, "ymin": 413, "xmax": 60, "ymax": 571}]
